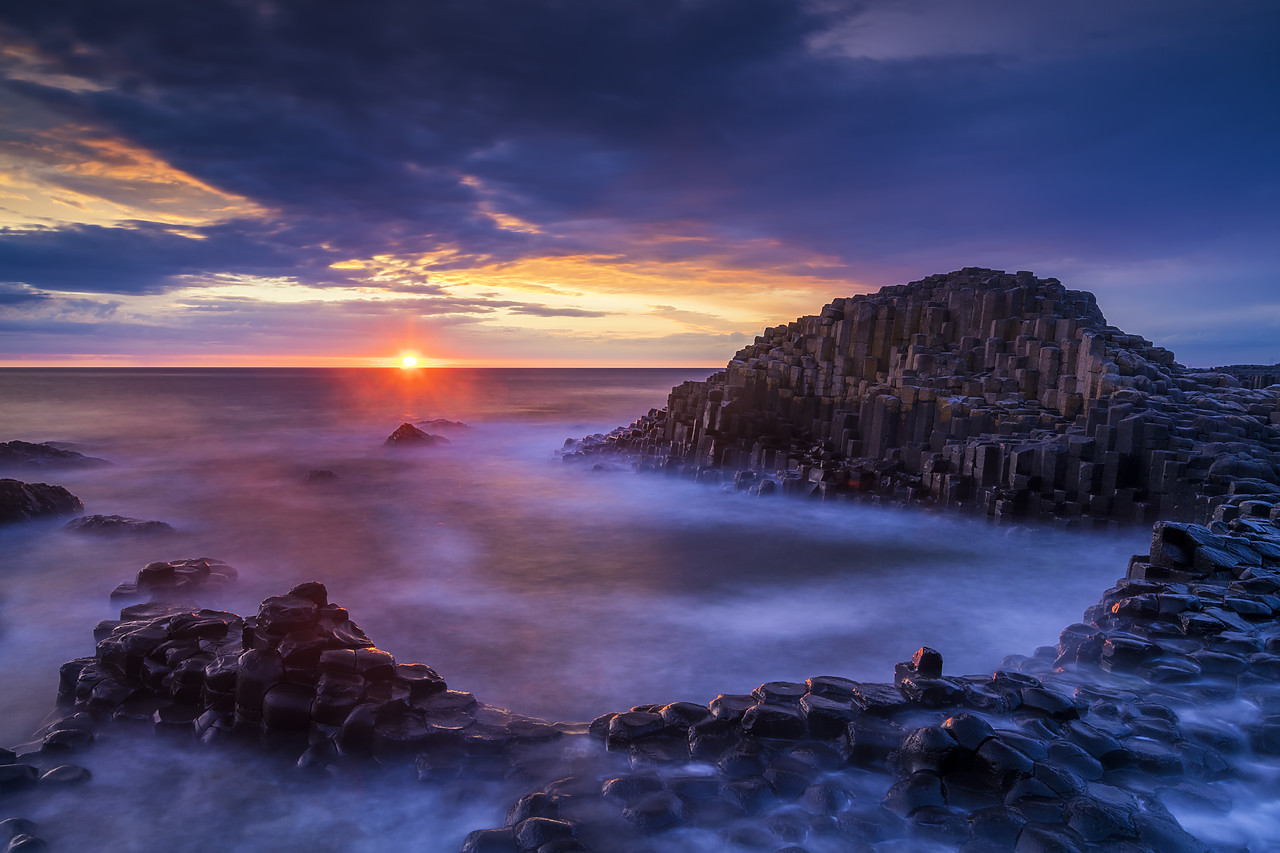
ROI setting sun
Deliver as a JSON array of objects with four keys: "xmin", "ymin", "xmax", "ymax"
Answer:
[{"xmin": 400, "ymin": 355, "xmax": 419, "ymax": 368}]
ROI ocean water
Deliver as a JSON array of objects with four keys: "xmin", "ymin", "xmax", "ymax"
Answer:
[{"xmin": 0, "ymin": 368, "xmax": 1150, "ymax": 850}]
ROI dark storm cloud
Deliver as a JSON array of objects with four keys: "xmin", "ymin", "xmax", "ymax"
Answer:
[
  {"xmin": 0, "ymin": 0, "xmax": 828, "ymax": 292},
  {"xmin": 0, "ymin": 0, "xmax": 1276, "ymax": 341}
]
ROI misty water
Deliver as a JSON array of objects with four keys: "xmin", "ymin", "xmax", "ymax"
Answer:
[{"xmin": 0, "ymin": 368, "xmax": 1153, "ymax": 850}]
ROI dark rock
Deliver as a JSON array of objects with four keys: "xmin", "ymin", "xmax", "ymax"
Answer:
[
  {"xmin": 601, "ymin": 774, "xmax": 664, "ymax": 804},
  {"xmin": 606, "ymin": 711, "xmax": 664, "ymax": 747},
  {"xmin": 709, "ymin": 693, "xmax": 756, "ymax": 722},
  {"xmin": 798, "ymin": 693, "xmax": 858, "ymax": 739},
  {"xmin": 941, "ymin": 713, "xmax": 995, "ymax": 752},
  {"xmin": 461, "ymin": 828, "xmax": 519, "ymax": 853},
  {"xmin": 1132, "ymin": 813, "xmax": 1208, "ymax": 853},
  {"xmin": 385, "ymin": 423, "xmax": 449, "ymax": 447},
  {"xmin": 513, "ymin": 818, "xmax": 575, "ymax": 850},
  {"xmin": 37, "ymin": 765, "xmax": 91, "ymax": 786},
  {"xmin": 658, "ymin": 701, "xmax": 711, "ymax": 728},
  {"xmin": 975, "ymin": 736, "xmax": 1036, "ymax": 787},
  {"xmin": 304, "ymin": 469, "xmax": 338, "ymax": 482},
  {"xmin": 0, "ymin": 765, "xmax": 38, "ymax": 794},
  {"xmin": 882, "ymin": 771, "xmax": 945, "ymax": 817},
  {"xmin": 752, "ymin": 681, "xmax": 808, "ymax": 705},
  {"xmin": 846, "ymin": 716, "xmax": 904, "ymax": 767},
  {"xmin": 1015, "ymin": 824, "xmax": 1085, "ymax": 853},
  {"xmin": 256, "ymin": 595, "xmax": 318, "ymax": 635},
  {"xmin": 897, "ymin": 726, "xmax": 968, "ymax": 775},
  {"xmin": 64, "ymin": 514, "xmax": 173, "ymax": 535},
  {"xmin": 287, "ymin": 581, "xmax": 329, "ymax": 606},
  {"xmin": 851, "ymin": 683, "xmax": 910, "ymax": 716},
  {"xmin": 506, "ymin": 793, "xmax": 561, "ymax": 826},
  {"xmin": 1064, "ymin": 796, "xmax": 1135, "ymax": 844},
  {"xmin": 741, "ymin": 702, "xmax": 807, "ymax": 739},
  {"xmin": 0, "ymin": 479, "xmax": 83, "ymax": 523},
  {"xmin": 0, "ymin": 440, "xmax": 106, "ymax": 469},
  {"xmin": 622, "ymin": 791, "xmax": 684, "ymax": 832}
]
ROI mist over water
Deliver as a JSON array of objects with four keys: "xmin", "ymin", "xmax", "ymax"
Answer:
[{"xmin": 0, "ymin": 368, "xmax": 1148, "ymax": 849}]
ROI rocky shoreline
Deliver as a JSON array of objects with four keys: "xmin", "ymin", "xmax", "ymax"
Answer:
[
  {"xmin": 1, "ymin": 495, "xmax": 1279, "ymax": 851},
  {"xmin": 563, "ymin": 269, "xmax": 1279, "ymax": 529},
  {"xmin": 2, "ymin": 271, "xmax": 1279, "ymax": 850}
]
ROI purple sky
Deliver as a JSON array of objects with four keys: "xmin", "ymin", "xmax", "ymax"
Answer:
[{"xmin": 0, "ymin": 0, "xmax": 1276, "ymax": 366}]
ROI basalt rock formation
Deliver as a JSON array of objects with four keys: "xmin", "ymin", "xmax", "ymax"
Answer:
[
  {"xmin": 565, "ymin": 268, "xmax": 1280, "ymax": 526},
  {"xmin": 8, "ymin": 496, "xmax": 1280, "ymax": 851},
  {"xmin": 0, "ymin": 479, "xmax": 84, "ymax": 525}
]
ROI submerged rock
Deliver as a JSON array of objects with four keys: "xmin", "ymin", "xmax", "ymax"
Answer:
[
  {"xmin": 65, "ymin": 515, "xmax": 174, "ymax": 535},
  {"xmin": 0, "ymin": 479, "xmax": 83, "ymax": 524}
]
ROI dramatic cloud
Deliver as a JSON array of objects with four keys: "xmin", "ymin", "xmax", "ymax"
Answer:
[{"xmin": 0, "ymin": 0, "xmax": 1276, "ymax": 365}]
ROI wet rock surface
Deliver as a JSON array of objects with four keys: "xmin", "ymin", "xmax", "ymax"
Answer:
[
  {"xmin": 564, "ymin": 269, "xmax": 1280, "ymax": 528},
  {"xmin": 4, "ymin": 496, "xmax": 1280, "ymax": 850},
  {"xmin": 0, "ymin": 480, "xmax": 83, "ymax": 525},
  {"xmin": 64, "ymin": 515, "xmax": 174, "ymax": 535},
  {"xmin": 108, "ymin": 557, "xmax": 238, "ymax": 601}
]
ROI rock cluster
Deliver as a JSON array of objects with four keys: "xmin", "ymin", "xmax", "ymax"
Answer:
[
  {"xmin": 64, "ymin": 515, "xmax": 173, "ymax": 536},
  {"xmin": 0, "ymin": 479, "xmax": 83, "ymax": 525},
  {"xmin": 51, "ymin": 580, "xmax": 573, "ymax": 784},
  {"xmin": 565, "ymin": 269, "xmax": 1280, "ymax": 526},
  {"xmin": 455, "ymin": 495, "xmax": 1280, "ymax": 852},
  {"xmin": 0, "ymin": 441, "xmax": 106, "ymax": 471},
  {"xmin": 12, "ymin": 495, "xmax": 1280, "ymax": 851}
]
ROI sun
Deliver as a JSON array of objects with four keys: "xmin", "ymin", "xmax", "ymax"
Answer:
[{"xmin": 399, "ymin": 355, "xmax": 419, "ymax": 369}]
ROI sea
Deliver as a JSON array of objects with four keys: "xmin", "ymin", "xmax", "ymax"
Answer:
[{"xmin": 0, "ymin": 368, "xmax": 1194, "ymax": 850}]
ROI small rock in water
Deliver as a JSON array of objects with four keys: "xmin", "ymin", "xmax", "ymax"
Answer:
[
  {"xmin": 0, "ymin": 441, "xmax": 107, "ymax": 470},
  {"xmin": 65, "ymin": 515, "xmax": 173, "ymax": 535},
  {"xmin": 384, "ymin": 423, "xmax": 448, "ymax": 447}
]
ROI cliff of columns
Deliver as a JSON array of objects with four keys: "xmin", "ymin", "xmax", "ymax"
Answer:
[{"xmin": 568, "ymin": 268, "xmax": 1280, "ymax": 525}]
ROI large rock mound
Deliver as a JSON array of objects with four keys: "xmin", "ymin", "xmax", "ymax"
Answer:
[{"xmin": 568, "ymin": 268, "xmax": 1280, "ymax": 525}]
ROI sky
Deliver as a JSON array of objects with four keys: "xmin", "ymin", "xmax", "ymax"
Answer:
[{"xmin": 0, "ymin": 0, "xmax": 1276, "ymax": 368}]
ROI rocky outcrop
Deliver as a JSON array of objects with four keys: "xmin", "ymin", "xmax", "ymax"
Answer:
[
  {"xmin": 0, "ymin": 479, "xmax": 84, "ymax": 524},
  {"xmin": 6, "ymin": 496, "xmax": 1276, "ymax": 851},
  {"xmin": 64, "ymin": 515, "xmax": 173, "ymax": 536},
  {"xmin": 385, "ymin": 423, "xmax": 450, "ymax": 447},
  {"xmin": 566, "ymin": 268, "xmax": 1280, "ymax": 526},
  {"xmin": 108, "ymin": 557, "xmax": 237, "ymax": 601},
  {"xmin": 0, "ymin": 441, "xmax": 107, "ymax": 471}
]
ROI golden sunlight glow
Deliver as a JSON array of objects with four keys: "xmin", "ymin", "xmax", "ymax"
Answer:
[
  {"xmin": 400, "ymin": 355, "xmax": 420, "ymax": 369},
  {"xmin": 0, "ymin": 123, "xmax": 266, "ymax": 229}
]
